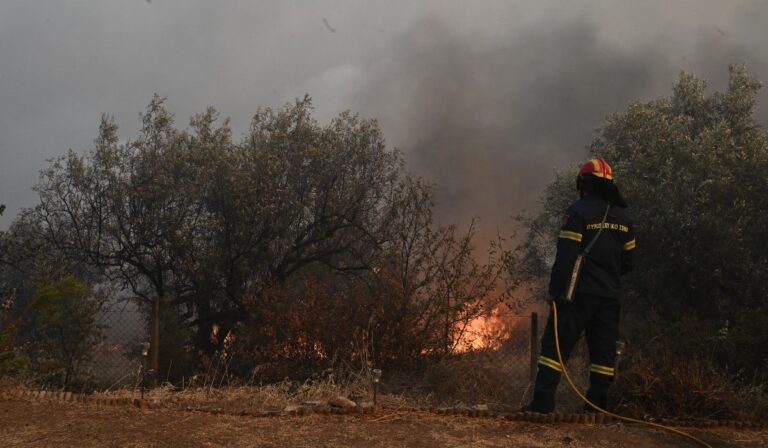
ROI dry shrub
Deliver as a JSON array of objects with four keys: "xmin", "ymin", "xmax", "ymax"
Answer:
[
  {"xmin": 612, "ymin": 348, "xmax": 753, "ymax": 420},
  {"xmin": 233, "ymin": 275, "xmax": 373, "ymax": 380},
  {"xmin": 416, "ymin": 351, "xmax": 521, "ymax": 408},
  {"xmin": 732, "ymin": 383, "xmax": 768, "ymax": 420},
  {"xmin": 233, "ymin": 264, "xmax": 507, "ymax": 378}
]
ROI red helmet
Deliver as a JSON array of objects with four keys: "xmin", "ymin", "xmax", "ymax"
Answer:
[{"xmin": 578, "ymin": 157, "xmax": 614, "ymax": 181}]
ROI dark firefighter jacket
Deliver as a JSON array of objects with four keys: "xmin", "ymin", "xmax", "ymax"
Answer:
[{"xmin": 549, "ymin": 195, "xmax": 635, "ymax": 300}]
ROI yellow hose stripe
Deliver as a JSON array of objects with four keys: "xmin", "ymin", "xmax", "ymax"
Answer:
[
  {"xmin": 623, "ymin": 239, "xmax": 636, "ymax": 251},
  {"xmin": 559, "ymin": 231, "xmax": 583, "ymax": 242},
  {"xmin": 538, "ymin": 356, "xmax": 562, "ymax": 372}
]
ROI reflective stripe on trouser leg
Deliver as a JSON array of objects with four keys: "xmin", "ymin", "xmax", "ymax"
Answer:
[
  {"xmin": 539, "ymin": 356, "xmax": 563, "ymax": 372},
  {"xmin": 529, "ymin": 303, "xmax": 584, "ymax": 413},
  {"xmin": 583, "ymin": 297, "xmax": 620, "ymax": 411},
  {"xmin": 589, "ymin": 364, "xmax": 614, "ymax": 376},
  {"xmin": 586, "ymin": 364, "xmax": 615, "ymax": 410}
]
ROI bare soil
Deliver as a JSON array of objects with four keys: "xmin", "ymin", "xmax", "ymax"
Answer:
[{"xmin": 1, "ymin": 396, "xmax": 766, "ymax": 447}]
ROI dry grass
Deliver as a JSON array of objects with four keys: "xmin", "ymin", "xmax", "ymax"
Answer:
[{"xmin": 84, "ymin": 364, "xmax": 422, "ymax": 413}]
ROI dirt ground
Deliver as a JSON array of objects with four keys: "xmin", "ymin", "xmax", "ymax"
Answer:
[{"xmin": 1, "ymin": 397, "xmax": 766, "ymax": 448}]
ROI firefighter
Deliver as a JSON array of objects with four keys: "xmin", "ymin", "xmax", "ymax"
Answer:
[{"xmin": 524, "ymin": 157, "xmax": 636, "ymax": 414}]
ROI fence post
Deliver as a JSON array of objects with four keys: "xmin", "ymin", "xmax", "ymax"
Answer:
[
  {"xmin": 150, "ymin": 296, "xmax": 160, "ymax": 388},
  {"xmin": 530, "ymin": 312, "xmax": 538, "ymax": 381}
]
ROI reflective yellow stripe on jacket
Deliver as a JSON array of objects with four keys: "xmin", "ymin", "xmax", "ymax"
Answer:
[
  {"xmin": 559, "ymin": 231, "xmax": 582, "ymax": 243},
  {"xmin": 623, "ymin": 239, "xmax": 636, "ymax": 251}
]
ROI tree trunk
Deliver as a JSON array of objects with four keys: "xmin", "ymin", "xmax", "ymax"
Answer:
[{"xmin": 150, "ymin": 295, "xmax": 160, "ymax": 388}]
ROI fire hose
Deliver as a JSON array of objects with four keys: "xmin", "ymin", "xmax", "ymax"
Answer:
[{"xmin": 551, "ymin": 300, "xmax": 712, "ymax": 448}]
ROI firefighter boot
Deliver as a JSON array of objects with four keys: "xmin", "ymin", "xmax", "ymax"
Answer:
[
  {"xmin": 525, "ymin": 364, "xmax": 561, "ymax": 413},
  {"xmin": 584, "ymin": 370, "xmax": 613, "ymax": 411}
]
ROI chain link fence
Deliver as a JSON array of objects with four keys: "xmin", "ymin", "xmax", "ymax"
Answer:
[
  {"xmin": 84, "ymin": 308, "xmax": 595, "ymax": 409},
  {"xmin": 490, "ymin": 312, "xmax": 590, "ymax": 410},
  {"xmin": 85, "ymin": 302, "xmax": 147, "ymax": 390}
]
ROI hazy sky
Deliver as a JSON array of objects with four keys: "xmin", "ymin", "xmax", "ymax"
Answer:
[{"xmin": 2, "ymin": 1, "xmax": 767, "ymax": 238}]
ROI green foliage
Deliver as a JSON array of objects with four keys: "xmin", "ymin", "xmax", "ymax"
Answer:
[
  {"xmin": 0, "ymin": 201, "xmax": 108, "ymax": 384},
  {"xmin": 0, "ymin": 204, "xmax": 25, "ymax": 376},
  {"xmin": 521, "ymin": 65, "xmax": 768, "ymax": 379},
  {"xmin": 26, "ymin": 276, "xmax": 101, "ymax": 387},
  {"xmin": 595, "ymin": 65, "xmax": 768, "ymax": 325},
  {"xmin": 0, "ymin": 334, "xmax": 25, "ymax": 375},
  {"xmin": 0, "ymin": 294, "xmax": 26, "ymax": 376}
]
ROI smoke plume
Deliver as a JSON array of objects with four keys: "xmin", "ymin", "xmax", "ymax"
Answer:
[{"xmin": 345, "ymin": 6, "xmax": 768, "ymax": 242}]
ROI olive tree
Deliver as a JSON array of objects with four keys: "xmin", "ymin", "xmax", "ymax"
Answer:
[
  {"xmin": 33, "ymin": 96, "xmax": 202, "ymax": 384},
  {"xmin": 28, "ymin": 95, "xmax": 517, "ymax": 378},
  {"xmin": 519, "ymin": 65, "xmax": 768, "ymax": 377}
]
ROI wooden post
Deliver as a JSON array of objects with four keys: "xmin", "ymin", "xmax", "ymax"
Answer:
[
  {"xmin": 530, "ymin": 312, "xmax": 539, "ymax": 381},
  {"xmin": 150, "ymin": 295, "xmax": 160, "ymax": 388}
]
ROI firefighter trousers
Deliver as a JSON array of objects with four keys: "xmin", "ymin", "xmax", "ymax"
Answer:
[{"xmin": 528, "ymin": 293, "xmax": 620, "ymax": 413}]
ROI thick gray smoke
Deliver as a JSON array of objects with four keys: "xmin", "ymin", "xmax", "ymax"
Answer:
[
  {"xmin": 353, "ymin": 19, "xmax": 661, "ymax": 233},
  {"xmin": 1, "ymin": 1, "xmax": 768, "ymax": 236},
  {"xmin": 347, "ymin": 12, "xmax": 768, "ymax": 242}
]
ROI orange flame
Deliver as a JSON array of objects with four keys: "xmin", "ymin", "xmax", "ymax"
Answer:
[{"xmin": 455, "ymin": 304, "xmax": 519, "ymax": 352}]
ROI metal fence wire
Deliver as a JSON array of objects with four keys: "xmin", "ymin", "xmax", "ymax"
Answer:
[{"xmin": 488, "ymin": 312, "xmax": 590, "ymax": 410}]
